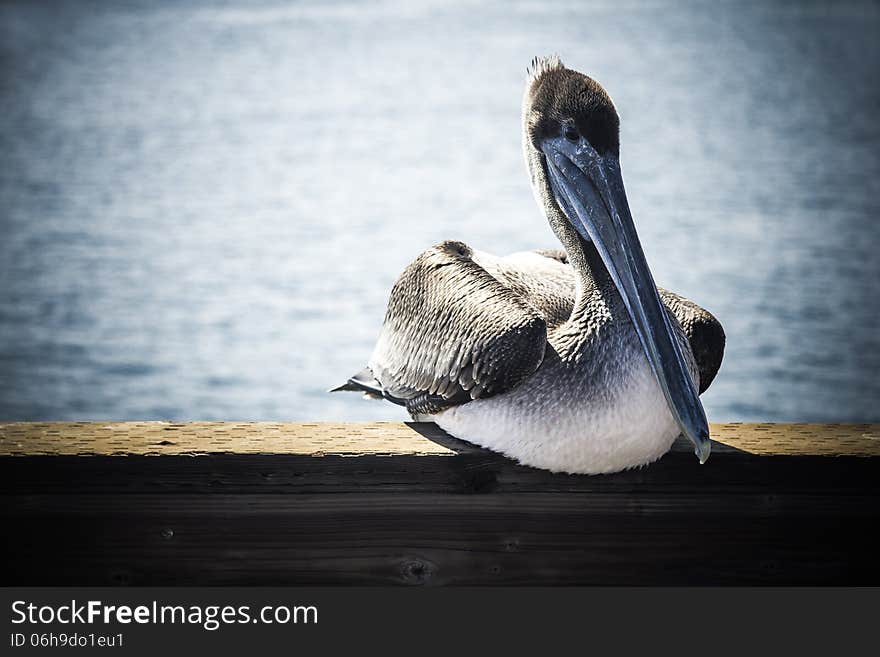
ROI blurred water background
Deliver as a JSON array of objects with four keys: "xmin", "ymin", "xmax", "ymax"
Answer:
[{"xmin": 1, "ymin": 0, "xmax": 879, "ymax": 423}]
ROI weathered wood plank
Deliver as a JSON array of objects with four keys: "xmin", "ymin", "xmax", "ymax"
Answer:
[
  {"xmin": 1, "ymin": 422, "xmax": 878, "ymax": 585},
  {"xmin": 5, "ymin": 492, "xmax": 873, "ymax": 586},
  {"xmin": 0, "ymin": 422, "xmax": 456, "ymax": 456},
  {"xmin": 2, "ymin": 450, "xmax": 878, "ymax": 496},
  {"xmin": 1, "ymin": 421, "xmax": 878, "ymax": 456}
]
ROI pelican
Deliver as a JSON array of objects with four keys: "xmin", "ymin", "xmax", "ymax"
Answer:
[{"xmin": 334, "ymin": 57, "xmax": 725, "ymax": 474}]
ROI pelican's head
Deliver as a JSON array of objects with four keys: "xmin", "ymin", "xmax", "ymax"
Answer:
[{"xmin": 522, "ymin": 56, "xmax": 711, "ymax": 465}]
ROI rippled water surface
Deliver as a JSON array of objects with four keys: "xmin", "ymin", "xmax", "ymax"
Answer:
[{"xmin": 1, "ymin": 0, "xmax": 879, "ymax": 422}]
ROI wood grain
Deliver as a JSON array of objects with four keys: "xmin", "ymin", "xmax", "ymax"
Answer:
[
  {"xmin": 1, "ymin": 422, "xmax": 878, "ymax": 585},
  {"xmin": 1, "ymin": 421, "xmax": 878, "ymax": 456}
]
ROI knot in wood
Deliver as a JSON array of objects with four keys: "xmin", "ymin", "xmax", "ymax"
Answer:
[{"xmin": 399, "ymin": 558, "xmax": 435, "ymax": 585}]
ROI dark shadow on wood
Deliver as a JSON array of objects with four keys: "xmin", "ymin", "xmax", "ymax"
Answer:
[{"xmin": 404, "ymin": 421, "xmax": 478, "ymax": 453}]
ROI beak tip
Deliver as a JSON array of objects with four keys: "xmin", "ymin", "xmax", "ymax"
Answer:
[{"xmin": 695, "ymin": 437, "xmax": 711, "ymax": 464}]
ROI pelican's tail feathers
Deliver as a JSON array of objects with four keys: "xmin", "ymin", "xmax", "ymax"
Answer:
[{"xmin": 329, "ymin": 368, "xmax": 408, "ymax": 407}]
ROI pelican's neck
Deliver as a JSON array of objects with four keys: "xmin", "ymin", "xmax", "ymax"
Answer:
[
  {"xmin": 523, "ymin": 145, "xmax": 621, "ymax": 328},
  {"xmin": 566, "ymin": 236, "xmax": 623, "ymax": 331}
]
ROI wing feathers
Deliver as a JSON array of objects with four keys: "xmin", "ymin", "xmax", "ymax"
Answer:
[
  {"xmin": 368, "ymin": 241, "xmax": 547, "ymax": 410},
  {"xmin": 658, "ymin": 288, "xmax": 726, "ymax": 393},
  {"xmin": 351, "ymin": 242, "xmax": 724, "ymax": 415}
]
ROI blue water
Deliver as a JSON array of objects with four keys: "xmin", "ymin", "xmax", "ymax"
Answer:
[{"xmin": 1, "ymin": 0, "xmax": 879, "ymax": 423}]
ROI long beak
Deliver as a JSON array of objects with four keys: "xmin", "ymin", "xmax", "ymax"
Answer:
[{"xmin": 542, "ymin": 136, "xmax": 711, "ymax": 463}]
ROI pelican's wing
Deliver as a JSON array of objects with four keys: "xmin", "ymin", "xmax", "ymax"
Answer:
[
  {"xmin": 659, "ymin": 289, "xmax": 726, "ymax": 394},
  {"xmin": 367, "ymin": 241, "xmax": 548, "ymax": 414},
  {"xmin": 479, "ymin": 249, "xmax": 725, "ymax": 394},
  {"xmin": 473, "ymin": 249, "xmax": 725, "ymax": 394}
]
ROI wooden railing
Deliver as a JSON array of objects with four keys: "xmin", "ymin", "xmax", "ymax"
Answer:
[{"xmin": 2, "ymin": 422, "xmax": 878, "ymax": 585}]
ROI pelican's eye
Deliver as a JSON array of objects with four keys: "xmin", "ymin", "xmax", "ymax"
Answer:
[{"xmin": 564, "ymin": 126, "xmax": 580, "ymax": 143}]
